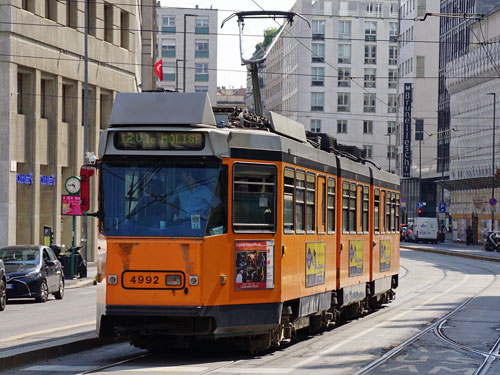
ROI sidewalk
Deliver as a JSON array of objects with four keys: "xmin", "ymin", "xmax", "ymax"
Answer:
[
  {"xmin": 64, "ymin": 262, "xmax": 97, "ymax": 289},
  {"xmin": 400, "ymin": 239, "xmax": 500, "ymax": 262}
]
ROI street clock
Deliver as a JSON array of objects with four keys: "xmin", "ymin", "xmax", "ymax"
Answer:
[{"xmin": 65, "ymin": 176, "xmax": 81, "ymax": 195}]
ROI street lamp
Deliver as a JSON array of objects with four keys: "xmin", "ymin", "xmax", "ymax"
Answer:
[
  {"xmin": 487, "ymin": 92, "xmax": 497, "ymax": 231},
  {"xmin": 183, "ymin": 13, "xmax": 196, "ymax": 92}
]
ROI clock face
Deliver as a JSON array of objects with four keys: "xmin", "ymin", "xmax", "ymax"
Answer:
[{"xmin": 65, "ymin": 176, "xmax": 81, "ymax": 194}]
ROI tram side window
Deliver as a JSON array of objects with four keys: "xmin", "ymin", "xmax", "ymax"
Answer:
[
  {"xmin": 284, "ymin": 167, "xmax": 295, "ymax": 233},
  {"xmin": 386, "ymin": 192, "xmax": 391, "ymax": 232},
  {"xmin": 342, "ymin": 181, "xmax": 349, "ymax": 232},
  {"xmin": 391, "ymin": 192, "xmax": 396, "ymax": 232},
  {"xmin": 296, "ymin": 170, "xmax": 305, "ymax": 233},
  {"xmin": 396, "ymin": 193, "xmax": 400, "ymax": 229},
  {"xmin": 306, "ymin": 172, "xmax": 315, "ymax": 233},
  {"xmin": 374, "ymin": 189, "xmax": 380, "ymax": 233},
  {"xmin": 362, "ymin": 185, "xmax": 369, "ymax": 232},
  {"xmin": 349, "ymin": 183, "xmax": 357, "ymax": 232},
  {"xmin": 327, "ymin": 178, "xmax": 335, "ymax": 233},
  {"xmin": 233, "ymin": 164, "xmax": 276, "ymax": 233}
]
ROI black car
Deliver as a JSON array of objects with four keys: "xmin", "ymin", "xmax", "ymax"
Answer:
[
  {"xmin": 0, "ymin": 259, "xmax": 6, "ymax": 311},
  {"xmin": 0, "ymin": 245, "xmax": 64, "ymax": 303}
]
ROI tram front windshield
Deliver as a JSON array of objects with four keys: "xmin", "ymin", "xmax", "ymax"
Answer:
[{"xmin": 100, "ymin": 158, "xmax": 224, "ymax": 237}]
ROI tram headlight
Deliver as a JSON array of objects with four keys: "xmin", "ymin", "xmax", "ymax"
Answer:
[
  {"xmin": 189, "ymin": 275, "xmax": 199, "ymax": 286},
  {"xmin": 108, "ymin": 274, "xmax": 118, "ymax": 285},
  {"xmin": 166, "ymin": 275, "xmax": 182, "ymax": 286}
]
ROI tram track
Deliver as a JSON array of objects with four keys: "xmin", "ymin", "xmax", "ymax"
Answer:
[{"xmin": 353, "ymin": 260, "xmax": 500, "ymax": 375}]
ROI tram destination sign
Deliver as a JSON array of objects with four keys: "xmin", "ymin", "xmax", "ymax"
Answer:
[{"xmin": 114, "ymin": 131, "xmax": 205, "ymax": 150}]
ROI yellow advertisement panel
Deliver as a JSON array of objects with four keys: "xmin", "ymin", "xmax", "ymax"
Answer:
[
  {"xmin": 349, "ymin": 240, "xmax": 363, "ymax": 277},
  {"xmin": 305, "ymin": 242, "xmax": 326, "ymax": 287},
  {"xmin": 380, "ymin": 240, "xmax": 391, "ymax": 272}
]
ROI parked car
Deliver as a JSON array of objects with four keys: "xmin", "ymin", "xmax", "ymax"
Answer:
[
  {"xmin": 0, "ymin": 245, "xmax": 64, "ymax": 303},
  {"xmin": 0, "ymin": 259, "xmax": 6, "ymax": 311}
]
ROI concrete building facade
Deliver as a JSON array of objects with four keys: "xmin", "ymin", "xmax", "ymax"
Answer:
[
  {"xmin": 156, "ymin": 6, "xmax": 217, "ymax": 105},
  {"xmin": 444, "ymin": 5, "xmax": 500, "ymax": 242},
  {"xmin": 258, "ymin": 0, "xmax": 399, "ymax": 172},
  {"xmin": 0, "ymin": 1, "xmax": 155, "ymax": 258},
  {"xmin": 396, "ymin": 0, "xmax": 441, "ymax": 225}
]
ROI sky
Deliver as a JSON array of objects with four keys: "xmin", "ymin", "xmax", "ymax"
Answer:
[{"xmin": 160, "ymin": 0, "xmax": 296, "ymax": 88}]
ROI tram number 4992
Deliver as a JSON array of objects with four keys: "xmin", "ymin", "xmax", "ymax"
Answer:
[{"xmin": 129, "ymin": 275, "xmax": 159, "ymax": 284}]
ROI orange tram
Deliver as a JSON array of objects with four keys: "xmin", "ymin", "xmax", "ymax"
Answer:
[{"xmin": 87, "ymin": 92, "xmax": 400, "ymax": 352}]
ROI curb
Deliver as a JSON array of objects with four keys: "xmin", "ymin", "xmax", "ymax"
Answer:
[
  {"xmin": 0, "ymin": 333, "xmax": 106, "ymax": 371},
  {"xmin": 401, "ymin": 245, "xmax": 500, "ymax": 263}
]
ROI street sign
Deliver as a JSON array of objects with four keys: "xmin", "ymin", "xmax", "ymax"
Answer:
[
  {"xmin": 61, "ymin": 195, "xmax": 83, "ymax": 216},
  {"xmin": 439, "ymin": 203, "xmax": 446, "ymax": 213},
  {"xmin": 490, "ymin": 198, "xmax": 497, "ymax": 206},
  {"xmin": 401, "ymin": 197, "xmax": 407, "ymax": 203},
  {"xmin": 417, "ymin": 201, "xmax": 424, "ymax": 208}
]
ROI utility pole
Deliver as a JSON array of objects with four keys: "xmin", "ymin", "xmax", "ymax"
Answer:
[
  {"xmin": 183, "ymin": 14, "xmax": 196, "ymax": 92},
  {"xmin": 487, "ymin": 92, "xmax": 496, "ymax": 231},
  {"xmin": 82, "ymin": 0, "xmax": 89, "ymax": 261}
]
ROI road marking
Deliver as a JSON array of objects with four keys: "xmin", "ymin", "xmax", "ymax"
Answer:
[
  {"xmin": 22, "ymin": 365, "xmax": 91, "ymax": 372},
  {"xmin": 127, "ymin": 366, "xmax": 209, "ymax": 372},
  {"xmin": 293, "ymin": 274, "xmax": 471, "ymax": 371},
  {"xmin": 0, "ymin": 321, "xmax": 95, "ymax": 343}
]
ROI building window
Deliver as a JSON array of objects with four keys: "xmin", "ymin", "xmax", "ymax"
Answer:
[
  {"xmin": 338, "ymin": 44, "xmax": 351, "ymax": 64},
  {"xmin": 390, "ymin": 3, "xmax": 398, "ymax": 15},
  {"xmin": 66, "ymin": 0, "xmax": 77, "ymax": 28},
  {"xmin": 366, "ymin": 2, "xmax": 382, "ymax": 16},
  {"xmin": 311, "ymin": 119, "xmax": 321, "ymax": 133},
  {"xmin": 364, "ymin": 68, "xmax": 376, "ymax": 88},
  {"xmin": 87, "ymin": 0, "xmax": 96, "ymax": 37},
  {"xmin": 389, "ymin": 22, "xmax": 398, "ymax": 42},
  {"xmin": 163, "ymin": 64, "xmax": 175, "ymax": 81},
  {"xmin": 104, "ymin": 3, "xmax": 113, "ymax": 43},
  {"xmin": 364, "ymin": 21, "xmax": 377, "ymax": 42},
  {"xmin": 17, "ymin": 73, "xmax": 23, "ymax": 114},
  {"xmin": 195, "ymin": 40, "xmax": 209, "ymax": 58},
  {"xmin": 364, "ymin": 45, "xmax": 376, "ymax": 64},
  {"xmin": 388, "ymin": 69, "xmax": 397, "ymax": 88},
  {"xmin": 363, "ymin": 145, "xmax": 373, "ymax": 159},
  {"xmin": 311, "ymin": 92, "xmax": 324, "ymax": 111},
  {"xmin": 40, "ymin": 79, "xmax": 48, "ymax": 119},
  {"xmin": 162, "ymin": 16, "xmax": 175, "ymax": 33},
  {"xmin": 416, "ymin": 55, "xmax": 425, "ymax": 78},
  {"xmin": 162, "ymin": 40, "xmax": 176, "ymax": 58},
  {"xmin": 387, "ymin": 121, "xmax": 396, "ymax": 134},
  {"xmin": 312, "ymin": 43, "xmax": 325, "ymax": 62},
  {"xmin": 45, "ymin": 0, "xmax": 57, "ymax": 22},
  {"xmin": 363, "ymin": 120, "xmax": 373, "ymax": 134},
  {"xmin": 337, "ymin": 120, "xmax": 347, "ymax": 134},
  {"xmin": 195, "ymin": 63, "xmax": 209, "ymax": 81},
  {"xmin": 195, "ymin": 86, "xmax": 208, "ymax": 93},
  {"xmin": 364, "ymin": 93, "xmax": 376, "ymax": 113},
  {"xmin": 387, "ymin": 145, "xmax": 396, "ymax": 159},
  {"xmin": 311, "ymin": 67, "xmax": 325, "ymax": 86},
  {"xmin": 338, "ymin": 67, "xmax": 351, "ymax": 87},
  {"xmin": 389, "ymin": 46, "xmax": 398, "ymax": 65},
  {"xmin": 312, "ymin": 19, "xmax": 325, "ymax": 40},
  {"xmin": 339, "ymin": 20, "xmax": 351, "ymax": 40},
  {"xmin": 120, "ymin": 11, "xmax": 130, "ymax": 49},
  {"xmin": 388, "ymin": 94, "xmax": 397, "ymax": 113},
  {"xmin": 195, "ymin": 16, "xmax": 209, "ymax": 34},
  {"xmin": 338, "ymin": 93, "xmax": 350, "ymax": 112}
]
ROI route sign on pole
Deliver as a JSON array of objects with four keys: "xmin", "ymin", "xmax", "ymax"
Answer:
[{"xmin": 489, "ymin": 198, "xmax": 497, "ymax": 206}]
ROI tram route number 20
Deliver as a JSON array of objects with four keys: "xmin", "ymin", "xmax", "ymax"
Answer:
[{"xmin": 122, "ymin": 271, "xmax": 184, "ymax": 290}]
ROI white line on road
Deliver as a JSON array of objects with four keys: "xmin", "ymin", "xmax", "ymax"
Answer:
[{"xmin": 0, "ymin": 321, "xmax": 95, "ymax": 343}]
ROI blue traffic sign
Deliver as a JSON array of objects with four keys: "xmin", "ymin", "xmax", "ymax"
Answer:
[
  {"xmin": 439, "ymin": 203, "xmax": 446, "ymax": 213},
  {"xmin": 417, "ymin": 202, "xmax": 424, "ymax": 209},
  {"xmin": 490, "ymin": 198, "xmax": 497, "ymax": 206}
]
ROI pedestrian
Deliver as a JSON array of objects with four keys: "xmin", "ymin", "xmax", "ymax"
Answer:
[{"xmin": 466, "ymin": 225, "xmax": 473, "ymax": 246}]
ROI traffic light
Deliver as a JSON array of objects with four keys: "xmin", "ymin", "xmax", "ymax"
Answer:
[{"xmin": 417, "ymin": 208, "xmax": 423, "ymax": 216}]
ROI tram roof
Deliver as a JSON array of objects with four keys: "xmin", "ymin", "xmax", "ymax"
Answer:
[{"xmin": 109, "ymin": 92, "xmax": 217, "ymax": 127}]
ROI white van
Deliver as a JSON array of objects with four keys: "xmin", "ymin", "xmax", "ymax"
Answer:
[{"xmin": 413, "ymin": 217, "xmax": 439, "ymax": 244}]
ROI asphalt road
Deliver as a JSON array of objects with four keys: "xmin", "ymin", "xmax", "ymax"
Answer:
[{"xmin": 2, "ymin": 248, "xmax": 500, "ymax": 374}]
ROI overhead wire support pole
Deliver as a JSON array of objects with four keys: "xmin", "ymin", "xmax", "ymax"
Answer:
[
  {"xmin": 183, "ymin": 14, "xmax": 196, "ymax": 93},
  {"xmin": 487, "ymin": 92, "xmax": 496, "ymax": 231},
  {"xmin": 82, "ymin": 0, "xmax": 89, "ymax": 263}
]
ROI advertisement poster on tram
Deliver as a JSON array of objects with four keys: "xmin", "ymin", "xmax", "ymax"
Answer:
[
  {"xmin": 380, "ymin": 240, "xmax": 391, "ymax": 272},
  {"xmin": 349, "ymin": 240, "xmax": 363, "ymax": 277},
  {"xmin": 235, "ymin": 240, "xmax": 274, "ymax": 290},
  {"xmin": 305, "ymin": 242, "xmax": 326, "ymax": 287}
]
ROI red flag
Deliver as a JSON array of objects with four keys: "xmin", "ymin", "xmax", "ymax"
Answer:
[{"xmin": 154, "ymin": 60, "xmax": 163, "ymax": 81}]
